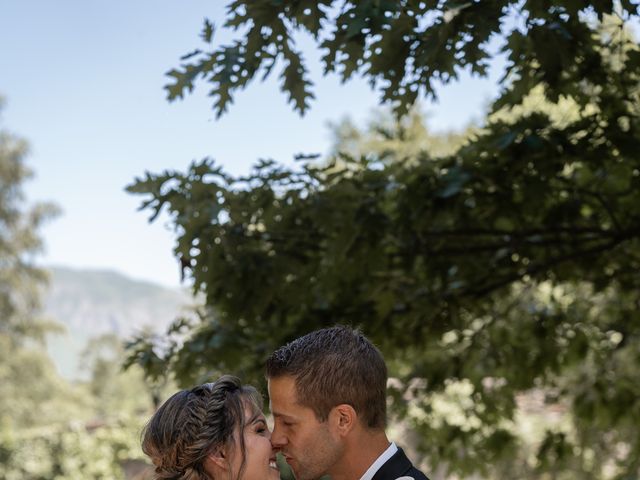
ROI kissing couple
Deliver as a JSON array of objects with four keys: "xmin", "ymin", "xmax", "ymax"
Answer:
[{"xmin": 142, "ymin": 325, "xmax": 431, "ymax": 480}]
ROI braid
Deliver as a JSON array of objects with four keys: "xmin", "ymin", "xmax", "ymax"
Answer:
[
  {"xmin": 141, "ymin": 375, "xmax": 260, "ymax": 480},
  {"xmin": 176, "ymin": 388, "xmax": 212, "ymax": 468}
]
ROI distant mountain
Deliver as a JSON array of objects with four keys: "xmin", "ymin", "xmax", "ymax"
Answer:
[{"xmin": 44, "ymin": 266, "xmax": 193, "ymax": 380}]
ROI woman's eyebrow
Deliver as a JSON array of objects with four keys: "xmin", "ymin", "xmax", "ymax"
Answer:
[{"xmin": 247, "ymin": 412, "xmax": 266, "ymax": 424}]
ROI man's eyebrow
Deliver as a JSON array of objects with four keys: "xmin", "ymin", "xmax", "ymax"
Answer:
[{"xmin": 271, "ymin": 411, "xmax": 295, "ymax": 420}]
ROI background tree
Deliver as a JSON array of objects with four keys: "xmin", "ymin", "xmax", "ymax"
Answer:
[
  {"xmin": 128, "ymin": 3, "xmax": 640, "ymax": 478},
  {"xmin": 0, "ymin": 99, "xmax": 154, "ymax": 480},
  {"xmin": 164, "ymin": 0, "xmax": 639, "ymax": 117},
  {"xmin": 326, "ymin": 106, "xmax": 474, "ymax": 161},
  {"xmin": 0, "ymin": 97, "xmax": 71, "ymax": 430},
  {"xmin": 83, "ymin": 333, "xmax": 174, "ymax": 415}
]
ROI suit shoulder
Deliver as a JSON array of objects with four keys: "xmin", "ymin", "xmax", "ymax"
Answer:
[
  {"xmin": 406, "ymin": 466, "xmax": 430, "ymax": 480},
  {"xmin": 392, "ymin": 468, "xmax": 430, "ymax": 480}
]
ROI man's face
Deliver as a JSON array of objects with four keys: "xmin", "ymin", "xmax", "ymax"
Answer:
[{"xmin": 268, "ymin": 375, "xmax": 342, "ymax": 480}]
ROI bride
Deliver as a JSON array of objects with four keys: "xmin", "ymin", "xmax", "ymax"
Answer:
[{"xmin": 142, "ymin": 375, "xmax": 281, "ymax": 480}]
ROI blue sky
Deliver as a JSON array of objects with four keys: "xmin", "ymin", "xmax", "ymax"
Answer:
[{"xmin": 0, "ymin": 1, "xmax": 501, "ymax": 288}]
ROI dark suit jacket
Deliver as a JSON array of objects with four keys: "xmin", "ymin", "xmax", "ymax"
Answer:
[{"xmin": 370, "ymin": 447, "xmax": 430, "ymax": 480}]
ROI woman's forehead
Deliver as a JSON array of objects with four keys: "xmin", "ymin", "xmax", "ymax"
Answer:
[{"xmin": 243, "ymin": 396, "xmax": 263, "ymax": 421}]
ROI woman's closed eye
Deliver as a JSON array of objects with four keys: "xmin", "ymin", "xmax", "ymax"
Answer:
[{"xmin": 254, "ymin": 420, "xmax": 269, "ymax": 435}]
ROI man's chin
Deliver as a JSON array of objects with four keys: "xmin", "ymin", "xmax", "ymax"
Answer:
[
  {"xmin": 288, "ymin": 465, "xmax": 309, "ymax": 480},
  {"xmin": 291, "ymin": 469, "xmax": 323, "ymax": 480}
]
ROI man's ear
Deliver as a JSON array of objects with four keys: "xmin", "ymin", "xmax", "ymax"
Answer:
[{"xmin": 330, "ymin": 404, "xmax": 357, "ymax": 436}]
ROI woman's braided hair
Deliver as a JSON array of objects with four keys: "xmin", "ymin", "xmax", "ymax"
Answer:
[{"xmin": 142, "ymin": 375, "xmax": 262, "ymax": 480}]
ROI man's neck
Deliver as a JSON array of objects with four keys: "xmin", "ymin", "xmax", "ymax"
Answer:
[{"xmin": 330, "ymin": 430, "xmax": 391, "ymax": 480}]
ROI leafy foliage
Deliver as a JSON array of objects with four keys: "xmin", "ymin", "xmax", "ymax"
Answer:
[
  {"xmin": 0, "ymin": 98, "xmax": 70, "ymax": 433},
  {"xmin": 0, "ymin": 419, "xmax": 147, "ymax": 480},
  {"xmin": 326, "ymin": 107, "xmax": 475, "ymax": 161},
  {"xmin": 166, "ymin": 1, "xmax": 639, "ymax": 117},
  {"xmin": 130, "ymin": 4, "xmax": 640, "ymax": 479},
  {"xmin": 0, "ymin": 98, "xmax": 59, "ymax": 345},
  {"xmin": 0, "ymin": 99, "xmax": 159, "ymax": 480}
]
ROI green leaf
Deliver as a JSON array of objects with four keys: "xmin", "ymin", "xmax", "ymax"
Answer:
[
  {"xmin": 436, "ymin": 166, "xmax": 472, "ymax": 198},
  {"xmin": 201, "ymin": 19, "xmax": 215, "ymax": 43}
]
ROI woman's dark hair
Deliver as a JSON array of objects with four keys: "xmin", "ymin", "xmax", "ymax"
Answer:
[{"xmin": 141, "ymin": 375, "xmax": 262, "ymax": 480}]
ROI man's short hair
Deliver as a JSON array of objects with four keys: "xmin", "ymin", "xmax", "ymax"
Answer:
[{"xmin": 265, "ymin": 325, "xmax": 387, "ymax": 429}]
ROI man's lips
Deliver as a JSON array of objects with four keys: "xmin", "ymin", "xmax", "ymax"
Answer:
[{"xmin": 276, "ymin": 451, "xmax": 295, "ymax": 469}]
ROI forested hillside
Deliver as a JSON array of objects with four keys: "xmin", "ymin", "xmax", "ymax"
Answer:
[{"xmin": 44, "ymin": 266, "xmax": 190, "ymax": 379}]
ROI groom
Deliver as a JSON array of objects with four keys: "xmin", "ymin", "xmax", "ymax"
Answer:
[{"xmin": 266, "ymin": 325, "xmax": 430, "ymax": 480}]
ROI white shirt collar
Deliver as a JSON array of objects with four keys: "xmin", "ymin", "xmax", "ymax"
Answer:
[{"xmin": 359, "ymin": 442, "xmax": 398, "ymax": 480}]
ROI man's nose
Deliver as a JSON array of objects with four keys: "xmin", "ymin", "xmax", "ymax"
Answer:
[{"xmin": 270, "ymin": 423, "xmax": 287, "ymax": 448}]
